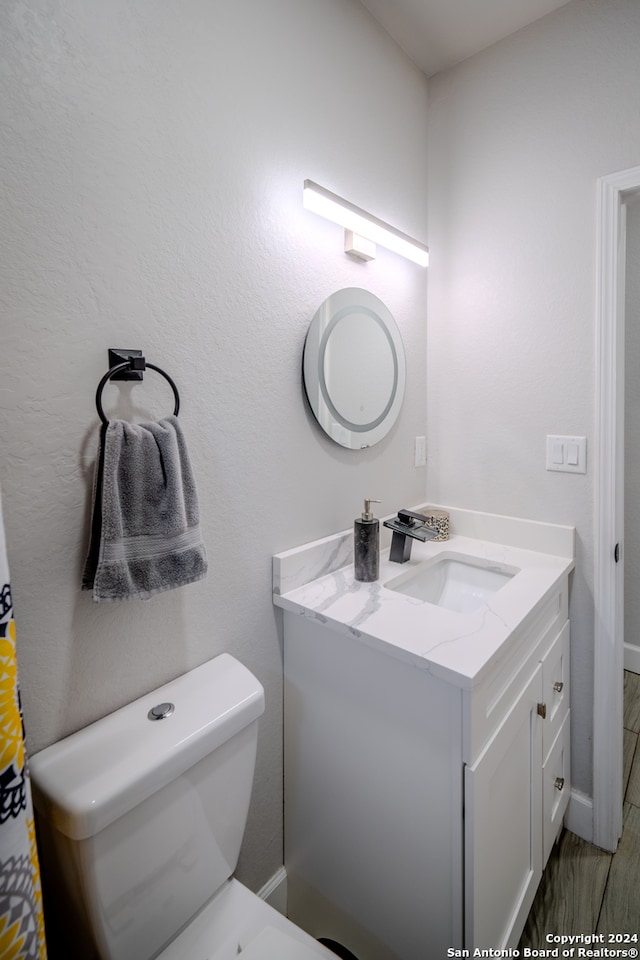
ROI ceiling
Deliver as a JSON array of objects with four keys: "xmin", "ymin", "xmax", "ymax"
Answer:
[{"xmin": 359, "ymin": 0, "xmax": 573, "ymax": 76}]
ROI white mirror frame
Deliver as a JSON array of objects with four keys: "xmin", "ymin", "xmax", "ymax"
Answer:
[{"xmin": 302, "ymin": 288, "xmax": 406, "ymax": 449}]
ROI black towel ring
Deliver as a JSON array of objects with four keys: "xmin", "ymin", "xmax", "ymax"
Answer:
[{"xmin": 95, "ymin": 358, "xmax": 181, "ymax": 425}]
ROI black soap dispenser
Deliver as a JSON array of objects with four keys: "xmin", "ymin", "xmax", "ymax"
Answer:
[{"xmin": 354, "ymin": 499, "xmax": 381, "ymax": 582}]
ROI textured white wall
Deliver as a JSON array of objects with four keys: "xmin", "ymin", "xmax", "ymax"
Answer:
[
  {"xmin": 0, "ymin": 0, "xmax": 428, "ymax": 891},
  {"xmin": 427, "ymin": 0, "xmax": 640, "ymax": 797},
  {"xmin": 625, "ymin": 200, "xmax": 640, "ymax": 661}
]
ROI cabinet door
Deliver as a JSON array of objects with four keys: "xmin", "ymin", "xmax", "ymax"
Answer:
[{"xmin": 465, "ymin": 665, "xmax": 543, "ymax": 950}]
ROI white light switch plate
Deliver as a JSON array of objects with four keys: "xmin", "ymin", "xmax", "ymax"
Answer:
[
  {"xmin": 546, "ymin": 435, "xmax": 587, "ymax": 474},
  {"xmin": 414, "ymin": 436, "xmax": 426, "ymax": 467}
]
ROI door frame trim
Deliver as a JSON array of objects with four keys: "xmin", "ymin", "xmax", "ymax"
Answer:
[{"xmin": 593, "ymin": 164, "xmax": 640, "ymax": 851}]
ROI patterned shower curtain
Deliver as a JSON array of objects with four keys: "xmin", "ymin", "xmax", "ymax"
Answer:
[{"xmin": 0, "ymin": 487, "xmax": 47, "ymax": 960}]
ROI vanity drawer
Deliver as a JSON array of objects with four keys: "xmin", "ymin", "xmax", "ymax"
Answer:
[
  {"xmin": 464, "ymin": 581, "xmax": 568, "ymax": 764},
  {"xmin": 542, "ymin": 710, "xmax": 571, "ymax": 865},
  {"xmin": 541, "ymin": 621, "xmax": 570, "ymax": 761}
]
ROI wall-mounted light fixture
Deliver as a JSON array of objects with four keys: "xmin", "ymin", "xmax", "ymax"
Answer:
[{"xmin": 303, "ymin": 179, "xmax": 429, "ymax": 267}]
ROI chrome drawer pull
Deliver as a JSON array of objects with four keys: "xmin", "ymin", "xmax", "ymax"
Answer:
[
  {"xmin": 553, "ymin": 681, "xmax": 564, "ymax": 693},
  {"xmin": 554, "ymin": 777, "xmax": 565, "ymax": 791},
  {"xmin": 537, "ymin": 702, "xmax": 547, "ymax": 719}
]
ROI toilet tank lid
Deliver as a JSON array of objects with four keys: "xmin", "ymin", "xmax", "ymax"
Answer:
[{"xmin": 29, "ymin": 653, "xmax": 265, "ymax": 841}]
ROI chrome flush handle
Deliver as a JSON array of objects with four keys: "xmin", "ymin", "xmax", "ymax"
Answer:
[{"xmin": 148, "ymin": 702, "xmax": 175, "ymax": 721}]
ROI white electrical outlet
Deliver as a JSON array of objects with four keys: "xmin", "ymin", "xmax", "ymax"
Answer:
[
  {"xmin": 414, "ymin": 436, "xmax": 426, "ymax": 467},
  {"xmin": 546, "ymin": 435, "xmax": 587, "ymax": 474}
]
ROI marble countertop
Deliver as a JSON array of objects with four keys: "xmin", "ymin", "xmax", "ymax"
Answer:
[{"xmin": 273, "ymin": 506, "xmax": 575, "ymax": 689}]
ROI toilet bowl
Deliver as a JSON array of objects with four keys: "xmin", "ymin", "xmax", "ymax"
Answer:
[
  {"xmin": 29, "ymin": 654, "xmax": 338, "ymax": 960},
  {"xmin": 156, "ymin": 877, "xmax": 334, "ymax": 960}
]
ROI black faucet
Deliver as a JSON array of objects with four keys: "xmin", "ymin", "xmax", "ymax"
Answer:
[{"xmin": 383, "ymin": 509, "xmax": 441, "ymax": 563}]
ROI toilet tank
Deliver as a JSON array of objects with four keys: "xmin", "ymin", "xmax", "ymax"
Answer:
[{"xmin": 30, "ymin": 653, "xmax": 265, "ymax": 960}]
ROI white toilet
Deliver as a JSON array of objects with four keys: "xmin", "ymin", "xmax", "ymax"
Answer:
[{"xmin": 30, "ymin": 653, "xmax": 337, "ymax": 960}]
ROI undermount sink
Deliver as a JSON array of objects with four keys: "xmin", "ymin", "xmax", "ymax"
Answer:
[{"xmin": 385, "ymin": 553, "xmax": 519, "ymax": 614}]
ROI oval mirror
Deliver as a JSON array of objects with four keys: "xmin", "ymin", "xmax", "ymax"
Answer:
[{"xmin": 303, "ymin": 288, "xmax": 406, "ymax": 448}]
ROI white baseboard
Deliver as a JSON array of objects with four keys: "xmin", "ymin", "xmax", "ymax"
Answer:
[
  {"xmin": 624, "ymin": 643, "xmax": 640, "ymax": 674},
  {"xmin": 257, "ymin": 866, "xmax": 288, "ymax": 916},
  {"xmin": 565, "ymin": 788, "xmax": 593, "ymax": 844}
]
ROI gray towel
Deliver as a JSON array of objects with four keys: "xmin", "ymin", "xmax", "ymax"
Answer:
[{"xmin": 82, "ymin": 415, "xmax": 208, "ymax": 602}]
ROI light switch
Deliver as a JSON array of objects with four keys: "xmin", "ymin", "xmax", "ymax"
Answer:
[
  {"xmin": 567, "ymin": 442, "xmax": 579, "ymax": 466},
  {"xmin": 546, "ymin": 435, "xmax": 587, "ymax": 474}
]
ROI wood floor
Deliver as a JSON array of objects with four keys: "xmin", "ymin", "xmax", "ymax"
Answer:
[{"xmin": 519, "ymin": 670, "xmax": 640, "ymax": 945}]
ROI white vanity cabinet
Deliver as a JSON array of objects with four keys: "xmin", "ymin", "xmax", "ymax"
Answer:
[
  {"xmin": 464, "ymin": 664, "xmax": 544, "ymax": 949},
  {"xmin": 282, "ymin": 578, "xmax": 571, "ymax": 960},
  {"xmin": 541, "ymin": 621, "xmax": 571, "ymax": 863},
  {"xmin": 464, "ymin": 617, "xmax": 570, "ymax": 948}
]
